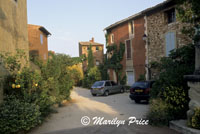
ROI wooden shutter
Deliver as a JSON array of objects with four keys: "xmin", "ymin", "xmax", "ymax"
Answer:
[
  {"xmin": 165, "ymin": 32, "xmax": 175, "ymax": 56},
  {"xmin": 126, "ymin": 40, "xmax": 131, "ymax": 59}
]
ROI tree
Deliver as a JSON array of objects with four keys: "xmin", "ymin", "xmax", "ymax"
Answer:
[
  {"xmin": 176, "ymin": 0, "xmax": 200, "ymax": 42},
  {"xmin": 87, "ymin": 44, "xmax": 94, "ymax": 71}
]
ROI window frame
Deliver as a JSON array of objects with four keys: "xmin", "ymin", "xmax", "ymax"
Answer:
[
  {"xmin": 129, "ymin": 20, "xmax": 135, "ymax": 38},
  {"xmin": 110, "ymin": 34, "xmax": 114, "ymax": 44},
  {"xmin": 166, "ymin": 8, "xmax": 176, "ymax": 24},
  {"xmin": 40, "ymin": 34, "xmax": 43, "ymax": 45}
]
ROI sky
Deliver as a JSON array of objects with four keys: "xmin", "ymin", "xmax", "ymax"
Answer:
[{"xmin": 27, "ymin": 0, "xmax": 165, "ymax": 57}]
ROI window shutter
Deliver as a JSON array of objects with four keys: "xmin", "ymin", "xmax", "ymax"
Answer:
[
  {"xmin": 126, "ymin": 40, "xmax": 131, "ymax": 59},
  {"xmin": 165, "ymin": 32, "xmax": 175, "ymax": 56}
]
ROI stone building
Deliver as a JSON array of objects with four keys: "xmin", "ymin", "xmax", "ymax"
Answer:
[
  {"xmin": 79, "ymin": 38, "xmax": 104, "ymax": 72},
  {"xmin": 104, "ymin": 0, "xmax": 191, "ymax": 83},
  {"xmin": 144, "ymin": 0, "xmax": 191, "ymax": 79},
  {"xmin": 104, "ymin": 11, "xmax": 146, "ymax": 85},
  {"xmin": 0, "ymin": 0, "xmax": 29, "ymax": 103},
  {"xmin": 28, "ymin": 24, "xmax": 51, "ymax": 61}
]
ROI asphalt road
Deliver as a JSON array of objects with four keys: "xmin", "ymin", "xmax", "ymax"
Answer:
[{"xmin": 30, "ymin": 87, "xmax": 179, "ymax": 134}]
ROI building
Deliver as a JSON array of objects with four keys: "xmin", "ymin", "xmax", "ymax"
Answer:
[
  {"xmin": 104, "ymin": 11, "xmax": 146, "ymax": 86},
  {"xmin": 144, "ymin": 0, "xmax": 191, "ymax": 79},
  {"xmin": 79, "ymin": 38, "xmax": 104, "ymax": 72},
  {"xmin": 104, "ymin": 0, "xmax": 191, "ymax": 84},
  {"xmin": 0, "ymin": 0, "xmax": 29, "ymax": 103},
  {"xmin": 28, "ymin": 24, "xmax": 51, "ymax": 61}
]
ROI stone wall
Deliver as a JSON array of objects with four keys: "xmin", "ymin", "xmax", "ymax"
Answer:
[
  {"xmin": 146, "ymin": 9, "xmax": 191, "ymax": 63},
  {"xmin": 187, "ymin": 81, "xmax": 200, "ymax": 121},
  {"xmin": 0, "ymin": 0, "xmax": 28, "ymax": 103}
]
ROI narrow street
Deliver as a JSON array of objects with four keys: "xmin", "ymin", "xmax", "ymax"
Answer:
[{"xmin": 30, "ymin": 87, "xmax": 179, "ymax": 134}]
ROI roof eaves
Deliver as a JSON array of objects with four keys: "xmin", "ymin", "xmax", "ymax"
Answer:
[
  {"xmin": 39, "ymin": 27, "xmax": 51, "ymax": 36},
  {"xmin": 104, "ymin": 0, "xmax": 174, "ymax": 31}
]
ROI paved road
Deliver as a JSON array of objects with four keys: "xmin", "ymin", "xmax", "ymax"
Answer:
[{"xmin": 30, "ymin": 87, "xmax": 179, "ymax": 134}]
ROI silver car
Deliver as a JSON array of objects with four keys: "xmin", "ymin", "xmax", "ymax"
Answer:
[{"xmin": 90, "ymin": 80, "xmax": 124, "ymax": 96}]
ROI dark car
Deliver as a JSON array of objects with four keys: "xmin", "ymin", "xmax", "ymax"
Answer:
[
  {"xmin": 129, "ymin": 81, "xmax": 155, "ymax": 103},
  {"xmin": 90, "ymin": 80, "xmax": 124, "ymax": 96}
]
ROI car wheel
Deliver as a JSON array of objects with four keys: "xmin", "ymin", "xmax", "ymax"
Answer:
[
  {"xmin": 104, "ymin": 91, "xmax": 109, "ymax": 96},
  {"xmin": 92, "ymin": 93, "xmax": 96, "ymax": 96},
  {"xmin": 135, "ymin": 99, "xmax": 140, "ymax": 103},
  {"xmin": 120, "ymin": 88, "xmax": 124, "ymax": 93}
]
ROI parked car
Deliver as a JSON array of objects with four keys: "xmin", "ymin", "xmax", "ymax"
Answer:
[
  {"xmin": 129, "ymin": 81, "xmax": 155, "ymax": 103},
  {"xmin": 90, "ymin": 80, "xmax": 125, "ymax": 96}
]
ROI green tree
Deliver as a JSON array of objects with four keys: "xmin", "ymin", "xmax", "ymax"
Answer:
[
  {"xmin": 176, "ymin": 0, "xmax": 200, "ymax": 42},
  {"xmin": 87, "ymin": 44, "xmax": 94, "ymax": 70}
]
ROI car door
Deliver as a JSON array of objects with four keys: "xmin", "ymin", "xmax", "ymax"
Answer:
[
  {"xmin": 111, "ymin": 81, "xmax": 118, "ymax": 93},
  {"xmin": 104, "ymin": 81, "xmax": 112, "ymax": 92}
]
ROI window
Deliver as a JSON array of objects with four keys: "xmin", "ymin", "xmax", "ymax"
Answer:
[
  {"xmin": 44, "ymin": 53, "xmax": 46, "ymax": 60},
  {"xmin": 87, "ymin": 47, "xmax": 90, "ymax": 50},
  {"xmin": 105, "ymin": 81, "xmax": 111, "ymax": 87},
  {"xmin": 110, "ymin": 34, "xmax": 114, "ymax": 43},
  {"xmin": 126, "ymin": 40, "xmax": 132, "ymax": 59},
  {"xmin": 166, "ymin": 8, "xmax": 176, "ymax": 24},
  {"xmin": 165, "ymin": 32, "xmax": 176, "ymax": 56},
  {"xmin": 96, "ymin": 46, "xmax": 99, "ymax": 51},
  {"xmin": 40, "ymin": 34, "xmax": 43, "ymax": 45},
  {"xmin": 96, "ymin": 60, "xmax": 100, "ymax": 66},
  {"xmin": 129, "ymin": 20, "xmax": 134, "ymax": 35},
  {"xmin": 111, "ymin": 81, "xmax": 117, "ymax": 86}
]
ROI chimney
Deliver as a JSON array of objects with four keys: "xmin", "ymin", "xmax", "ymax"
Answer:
[{"xmin": 90, "ymin": 37, "xmax": 94, "ymax": 43}]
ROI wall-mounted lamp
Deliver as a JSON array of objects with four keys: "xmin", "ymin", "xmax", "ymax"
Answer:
[{"xmin": 142, "ymin": 34, "xmax": 148, "ymax": 41}]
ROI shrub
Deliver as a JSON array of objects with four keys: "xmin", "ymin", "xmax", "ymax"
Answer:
[
  {"xmin": 163, "ymin": 86, "xmax": 189, "ymax": 119},
  {"xmin": 146, "ymin": 99, "xmax": 172, "ymax": 126},
  {"xmin": 190, "ymin": 108, "xmax": 200, "ymax": 129},
  {"xmin": 150, "ymin": 44, "xmax": 195, "ymax": 98},
  {"xmin": 0, "ymin": 96, "xmax": 41, "ymax": 134},
  {"xmin": 82, "ymin": 66, "xmax": 101, "ymax": 88}
]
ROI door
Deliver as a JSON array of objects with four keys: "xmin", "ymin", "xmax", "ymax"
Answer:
[
  {"xmin": 111, "ymin": 81, "xmax": 118, "ymax": 93},
  {"xmin": 127, "ymin": 71, "xmax": 135, "ymax": 86},
  {"xmin": 104, "ymin": 81, "xmax": 112, "ymax": 92},
  {"xmin": 165, "ymin": 32, "xmax": 176, "ymax": 56}
]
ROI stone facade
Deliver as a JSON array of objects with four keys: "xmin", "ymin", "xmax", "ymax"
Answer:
[
  {"xmin": 79, "ymin": 38, "xmax": 104, "ymax": 72},
  {"xmin": 28, "ymin": 24, "xmax": 51, "ymax": 61},
  {"xmin": 0, "ymin": 0, "xmax": 29, "ymax": 103},
  {"xmin": 146, "ymin": 8, "xmax": 191, "ymax": 63},
  {"xmin": 187, "ymin": 81, "xmax": 200, "ymax": 121}
]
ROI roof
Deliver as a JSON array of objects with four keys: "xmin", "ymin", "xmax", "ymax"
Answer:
[
  {"xmin": 79, "ymin": 41, "xmax": 104, "ymax": 46},
  {"xmin": 28, "ymin": 24, "xmax": 51, "ymax": 36},
  {"xmin": 104, "ymin": 0, "xmax": 175, "ymax": 31}
]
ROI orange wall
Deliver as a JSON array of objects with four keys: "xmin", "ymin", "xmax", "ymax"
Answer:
[
  {"xmin": 107, "ymin": 22, "xmax": 129, "ymax": 81},
  {"xmin": 132, "ymin": 17, "xmax": 146, "ymax": 80},
  {"xmin": 28, "ymin": 25, "xmax": 48, "ymax": 61}
]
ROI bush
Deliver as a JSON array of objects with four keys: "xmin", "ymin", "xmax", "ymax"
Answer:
[
  {"xmin": 146, "ymin": 99, "xmax": 172, "ymax": 126},
  {"xmin": 0, "ymin": 51, "xmax": 76, "ymax": 133},
  {"xmin": 148, "ymin": 44, "xmax": 194, "ymax": 125},
  {"xmin": 163, "ymin": 86, "xmax": 189, "ymax": 120},
  {"xmin": 0, "ymin": 96, "xmax": 41, "ymax": 134},
  {"xmin": 150, "ymin": 44, "xmax": 195, "ymax": 98},
  {"xmin": 82, "ymin": 66, "xmax": 101, "ymax": 88},
  {"xmin": 190, "ymin": 108, "xmax": 200, "ymax": 129}
]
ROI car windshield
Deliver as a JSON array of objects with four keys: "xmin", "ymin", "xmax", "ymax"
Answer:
[
  {"xmin": 92, "ymin": 81, "xmax": 104, "ymax": 87},
  {"xmin": 132, "ymin": 82, "xmax": 148, "ymax": 88}
]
